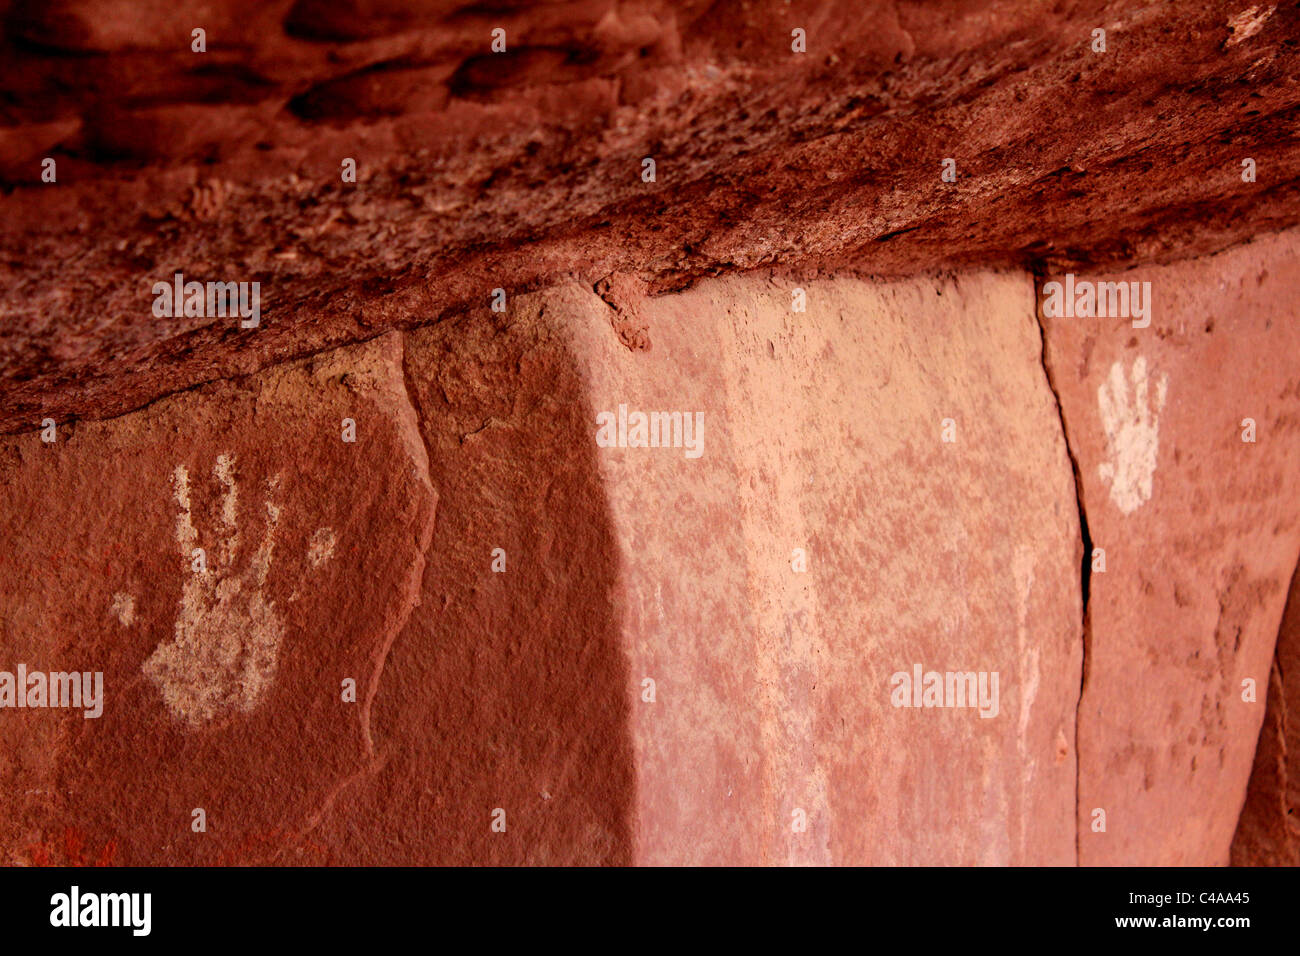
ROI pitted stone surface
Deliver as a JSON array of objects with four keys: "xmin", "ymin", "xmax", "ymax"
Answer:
[
  {"xmin": 3, "ymin": 1, "xmax": 1300, "ymax": 434},
  {"xmin": 0, "ymin": 334, "xmax": 435, "ymax": 865},
  {"xmin": 1042, "ymin": 231, "xmax": 1300, "ymax": 865}
]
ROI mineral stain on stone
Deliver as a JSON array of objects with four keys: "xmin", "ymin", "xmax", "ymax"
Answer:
[
  {"xmin": 110, "ymin": 592, "xmax": 135, "ymax": 627},
  {"xmin": 307, "ymin": 528, "xmax": 336, "ymax": 567}
]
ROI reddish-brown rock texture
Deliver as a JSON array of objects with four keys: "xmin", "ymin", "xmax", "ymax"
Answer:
[
  {"xmin": 0, "ymin": 334, "xmax": 436, "ymax": 863},
  {"xmin": 1232, "ymin": 558, "xmax": 1300, "ymax": 866},
  {"xmin": 562, "ymin": 273, "xmax": 1081, "ymax": 864},
  {"xmin": 1042, "ymin": 230, "xmax": 1300, "ymax": 865},
  {"xmin": 312, "ymin": 315, "xmax": 637, "ymax": 865},
  {"xmin": 3, "ymin": 0, "xmax": 1300, "ymax": 866},
  {"xmin": 3, "ymin": 0, "xmax": 1300, "ymax": 434}
]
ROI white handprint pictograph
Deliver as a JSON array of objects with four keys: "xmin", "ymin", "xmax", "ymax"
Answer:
[
  {"xmin": 1097, "ymin": 356, "xmax": 1168, "ymax": 515},
  {"xmin": 143, "ymin": 454, "xmax": 285, "ymax": 726}
]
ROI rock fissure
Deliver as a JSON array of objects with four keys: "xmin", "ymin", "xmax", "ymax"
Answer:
[
  {"xmin": 358, "ymin": 330, "xmax": 440, "ymax": 762},
  {"xmin": 1032, "ymin": 276, "xmax": 1092, "ymax": 867}
]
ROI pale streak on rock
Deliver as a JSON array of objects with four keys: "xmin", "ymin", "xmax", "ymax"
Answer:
[
  {"xmin": 1014, "ymin": 547, "xmax": 1040, "ymax": 748},
  {"xmin": 308, "ymin": 528, "xmax": 336, "ymax": 567},
  {"xmin": 171, "ymin": 464, "xmax": 197, "ymax": 555},
  {"xmin": 1225, "ymin": 5, "xmax": 1276, "ymax": 48},
  {"xmin": 110, "ymin": 592, "xmax": 135, "ymax": 627},
  {"xmin": 557, "ymin": 270, "xmax": 1080, "ymax": 865}
]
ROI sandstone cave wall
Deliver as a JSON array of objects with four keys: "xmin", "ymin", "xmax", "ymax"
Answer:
[
  {"xmin": 1233, "ymin": 558, "xmax": 1300, "ymax": 866},
  {"xmin": 3, "ymin": 231, "xmax": 1300, "ymax": 863},
  {"xmin": 3, "ymin": 0, "xmax": 1300, "ymax": 439},
  {"xmin": 1044, "ymin": 230, "xmax": 1300, "ymax": 865},
  {"xmin": 560, "ymin": 271, "xmax": 1081, "ymax": 864}
]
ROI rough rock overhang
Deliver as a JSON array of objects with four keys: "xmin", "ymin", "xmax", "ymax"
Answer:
[{"xmin": 1, "ymin": 0, "xmax": 1299, "ymax": 433}]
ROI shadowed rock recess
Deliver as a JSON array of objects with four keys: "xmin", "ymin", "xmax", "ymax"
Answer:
[{"xmin": 1, "ymin": 0, "xmax": 1299, "ymax": 865}]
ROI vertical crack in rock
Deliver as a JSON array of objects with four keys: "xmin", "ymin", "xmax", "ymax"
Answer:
[
  {"xmin": 356, "ymin": 331, "xmax": 438, "ymax": 760},
  {"xmin": 1031, "ymin": 274, "xmax": 1093, "ymax": 866},
  {"xmin": 277, "ymin": 334, "xmax": 441, "ymax": 857},
  {"xmin": 398, "ymin": 331, "xmax": 439, "ymax": 521},
  {"xmin": 1275, "ymin": 645, "xmax": 1292, "ymax": 858}
]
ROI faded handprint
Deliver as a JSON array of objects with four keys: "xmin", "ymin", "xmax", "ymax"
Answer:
[
  {"xmin": 142, "ymin": 454, "xmax": 285, "ymax": 726},
  {"xmin": 1097, "ymin": 356, "xmax": 1168, "ymax": 515}
]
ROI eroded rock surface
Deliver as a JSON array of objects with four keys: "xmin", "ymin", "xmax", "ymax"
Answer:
[
  {"xmin": 1041, "ymin": 230, "xmax": 1300, "ymax": 865},
  {"xmin": 1232, "ymin": 560, "xmax": 1300, "ymax": 865},
  {"xmin": 560, "ymin": 271, "xmax": 1082, "ymax": 864},
  {"xmin": 310, "ymin": 314, "xmax": 637, "ymax": 865},
  {"xmin": 3, "ymin": 1, "xmax": 1300, "ymax": 865},
  {"xmin": 0, "ymin": 334, "xmax": 434, "ymax": 864},
  {"xmin": 2, "ymin": 268, "xmax": 1086, "ymax": 864},
  {"xmin": 3, "ymin": 1, "xmax": 1300, "ymax": 434},
  {"xmin": 5, "ymin": 242, "xmax": 1300, "ymax": 862}
]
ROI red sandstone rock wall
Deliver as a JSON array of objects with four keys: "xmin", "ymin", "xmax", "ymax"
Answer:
[
  {"xmin": 1042, "ymin": 230, "xmax": 1300, "ymax": 865},
  {"xmin": 4, "ymin": 237, "xmax": 1299, "ymax": 864},
  {"xmin": 2, "ymin": 1, "xmax": 1300, "ymax": 436},
  {"xmin": 0, "ymin": 335, "xmax": 436, "ymax": 864},
  {"xmin": 3, "ymin": 0, "xmax": 1300, "ymax": 867},
  {"xmin": 560, "ymin": 272, "xmax": 1081, "ymax": 864},
  {"xmin": 1233, "ymin": 560, "xmax": 1300, "ymax": 865}
]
